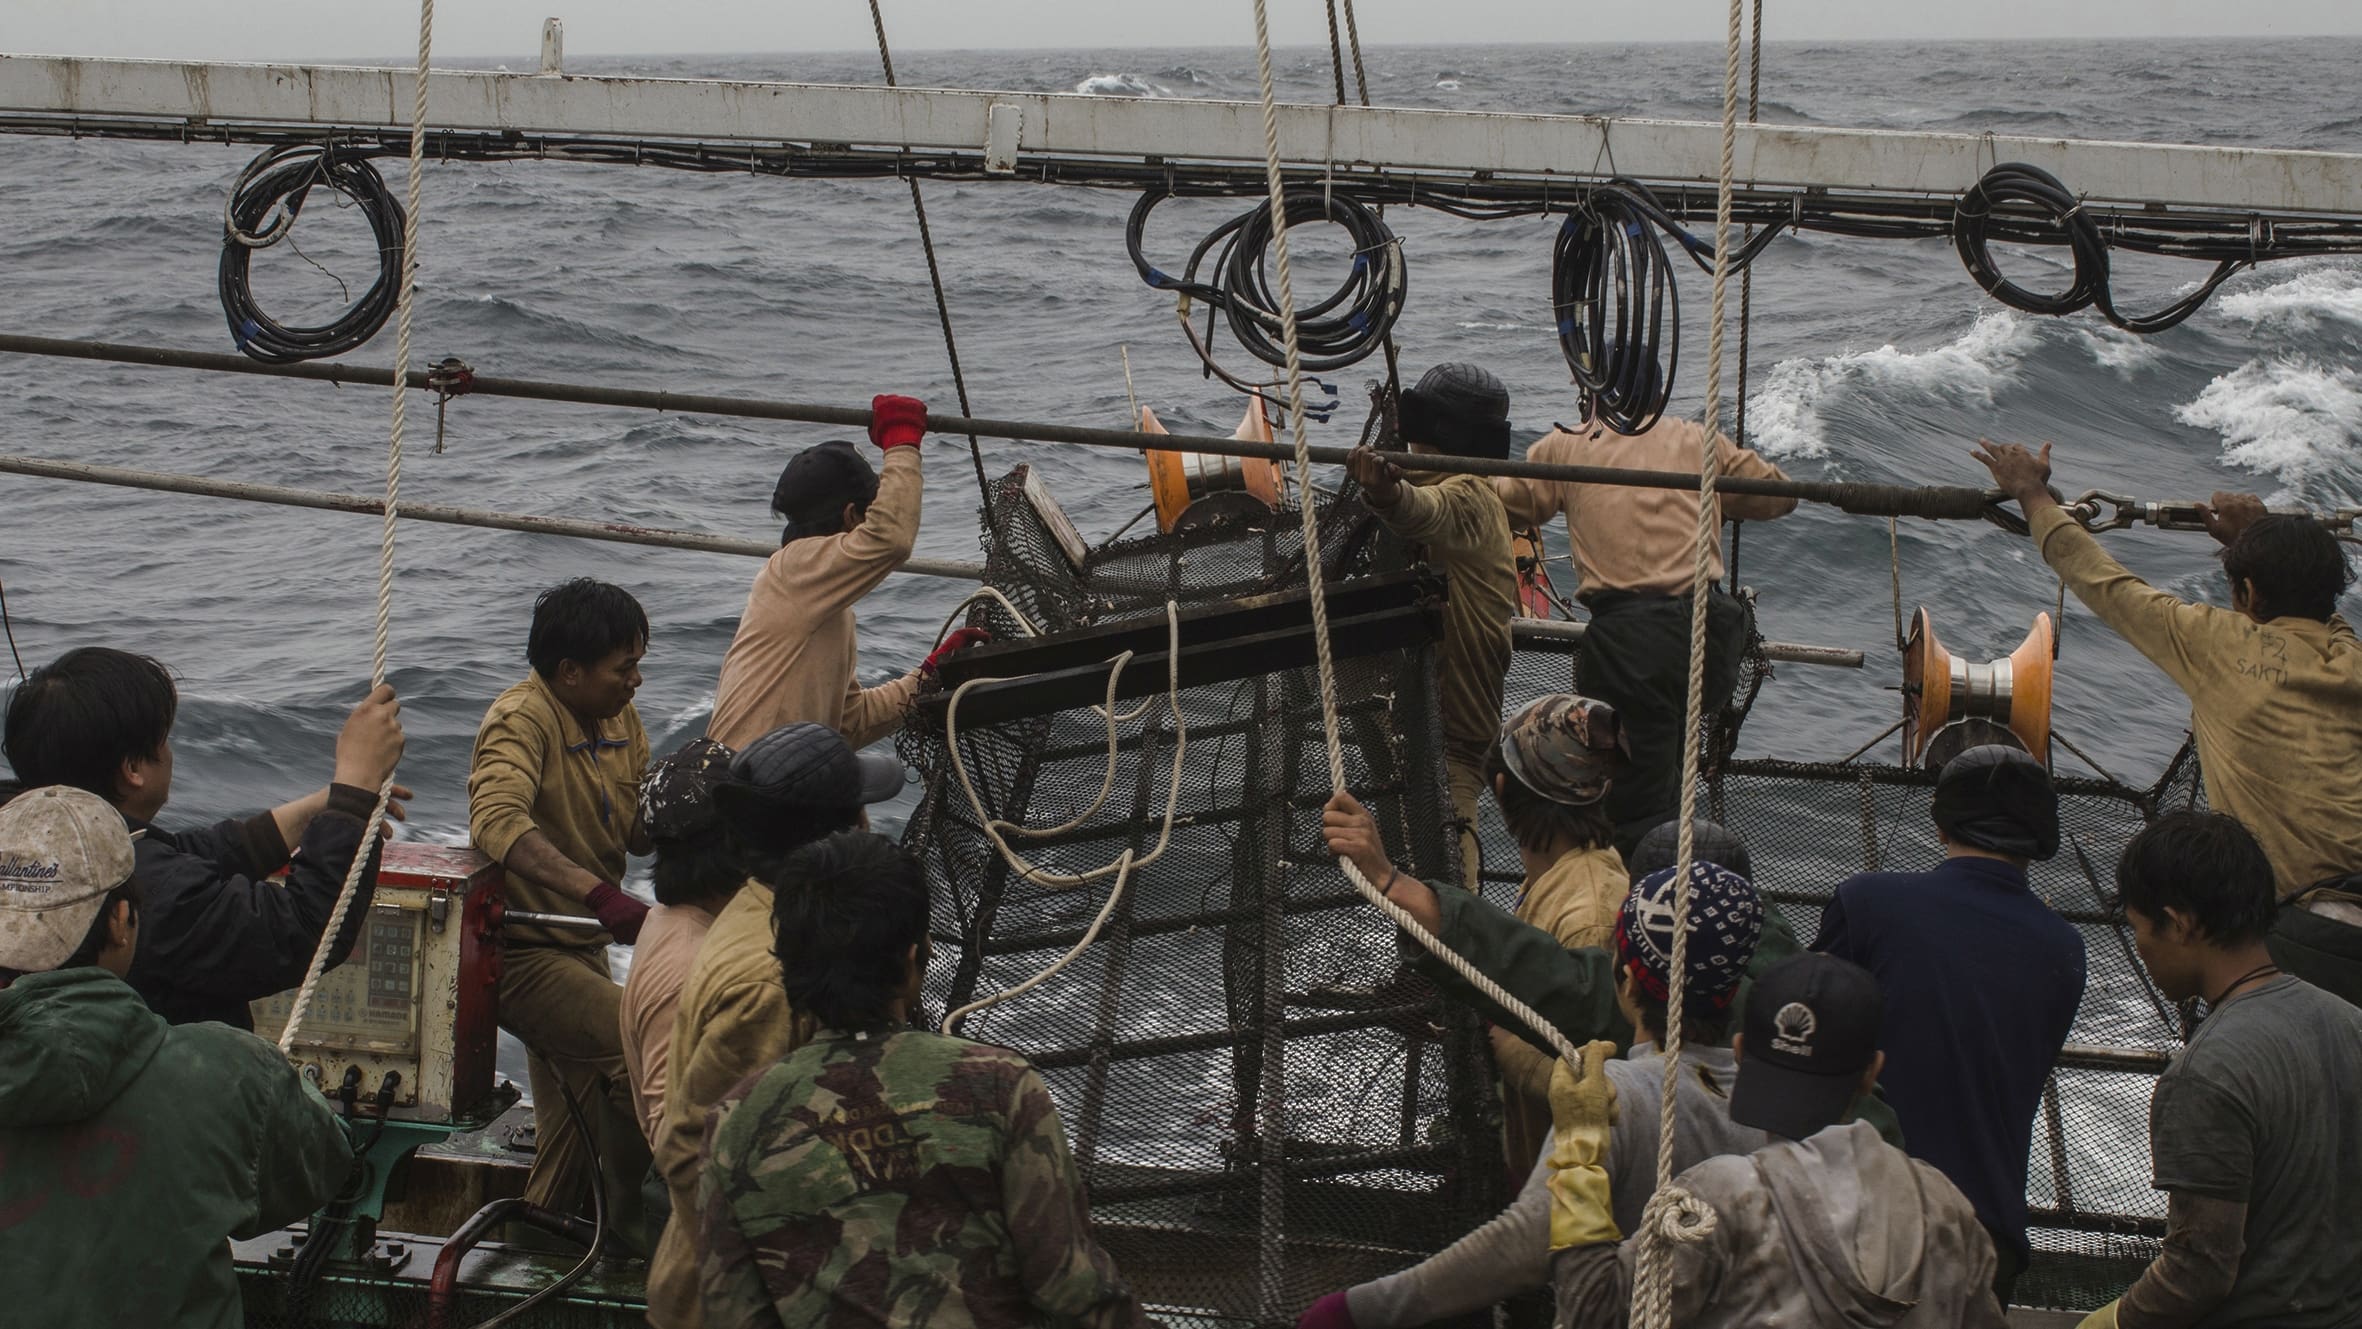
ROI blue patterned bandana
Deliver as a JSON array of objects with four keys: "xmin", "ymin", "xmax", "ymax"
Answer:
[{"xmin": 1614, "ymin": 862, "xmax": 1765, "ymax": 1011}]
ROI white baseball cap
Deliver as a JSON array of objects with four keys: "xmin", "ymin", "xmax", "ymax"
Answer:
[{"xmin": 0, "ymin": 786, "xmax": 137, "ymax": 973}]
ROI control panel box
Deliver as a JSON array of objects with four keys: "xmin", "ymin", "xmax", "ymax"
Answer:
[{"xmin": 251, "ymin": 842, "xmax": 506, "ymax": 1122}]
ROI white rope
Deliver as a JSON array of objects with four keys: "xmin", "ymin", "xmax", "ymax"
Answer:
[
  {"xmin": 1631, "ymin": 0, "xmax": 1750, "ymax": 1316},
  {"xmin": 1242, "ymin": 0, "xmax": 1582, "ymax": 1070},
  {"xmin": 939, "ymin": 602, "xmax": 1185, "ymax": 1034},
  {"xmin": 276, "ymin": 0, "xmax": 430, "ymax": 1057}
]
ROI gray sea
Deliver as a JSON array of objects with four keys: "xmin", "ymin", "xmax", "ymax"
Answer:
[{"xmin": 3, "ymin": 39, "xmax": 2358, "ymax": 1224}]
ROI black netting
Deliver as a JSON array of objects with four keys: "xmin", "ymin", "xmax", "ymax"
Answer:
[
  {"xmin": 238, "ymin": 1263, "xmax": 643, "ymax": 1328},
  {"xmin": 903, "ymin": 471, "xmax": 1500, "ymax": 1327}
]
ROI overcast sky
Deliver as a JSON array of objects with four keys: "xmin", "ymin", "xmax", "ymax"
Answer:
[{"xmin": 11, "ymin": 1, "xmax": 2361, "ymax": 63}]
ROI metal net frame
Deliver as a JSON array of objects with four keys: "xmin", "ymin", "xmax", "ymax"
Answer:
[{"xmin": 899, "ymin": 469, "xmax": 1509, "ymax": 1326}]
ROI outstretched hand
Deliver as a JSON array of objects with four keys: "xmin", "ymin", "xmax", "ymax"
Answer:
[
  {"xmin": 1969, "ymin": 439, "xmax": 2054, "ymax": 507},
  {"xmin": 1345, "ymin": 447, "xmax": 1405, "ymax": 508},
  {"xmin": 2198, "ymin": 491, "xmax": 2268, "ymax": 548},
  {"xmin": 1321, "ymin": 791, "xmax": 1393, "ymax": 887}
]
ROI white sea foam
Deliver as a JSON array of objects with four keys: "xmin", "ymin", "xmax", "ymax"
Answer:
[
  {"xmin": 2215, "ymin": 267, "xmax": 2362, "ymax": 332},
  {"xmin": 1075, "ymin": 72, "xmax": 1170, "ymax": 98},
  {"xmin": 2079, "ymin": 325, "xmax": 2163, "ymax": 378},
  {"xmin": 2174, "ymin": 357, "xmax": 2362, "ymax": 487},
  {"xmin": 1745, "ymin": 311, "xmax": 2038, "ymax": 458}
]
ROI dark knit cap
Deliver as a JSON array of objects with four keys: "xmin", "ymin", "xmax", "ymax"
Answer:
[
  {"xmin": 1396, "ymin": 362, "xmax": 1512, "ymax": 460},
  {"xmin": 1931, "ymin": 744, "xmax": 2060, "ymax": 861},
  {"xmin": 772, "ymin": 441, "xmax": 879, "ymax": 542}
]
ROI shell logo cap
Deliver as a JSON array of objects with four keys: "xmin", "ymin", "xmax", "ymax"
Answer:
[
  {"xmin": 0, "ymin": 786, "xmax": 137, "ymax": 973},
  {"xmin": 1729, "ymin": 952, "xmax": 1886, "ymax": 1141}
]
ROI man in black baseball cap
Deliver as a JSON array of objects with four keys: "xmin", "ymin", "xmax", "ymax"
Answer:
[
  {"xmin": 1343, "ymin": 364, "xmax": 1521, "ymax": 884},
  {"xmin": 1814, "ymin": 744, "xmax": 2083, "ymax": 1305},
  {"xmin": 643, "ymin": 722, "xmax": 906, "ymax": 1326},
  {"xmin": 1545, "ymin": 953, "xmax": 2007, "ymax": 1329}
]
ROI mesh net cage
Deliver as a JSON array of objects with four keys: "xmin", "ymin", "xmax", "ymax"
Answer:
[{"xmin": 899, "ymin": 469, "xmax": 1511, "ymax": 1328}]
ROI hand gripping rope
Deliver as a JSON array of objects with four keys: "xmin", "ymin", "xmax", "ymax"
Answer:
[{"xmin": 276, "ymin": 0, "xmax": 433, "ymax": 1057}]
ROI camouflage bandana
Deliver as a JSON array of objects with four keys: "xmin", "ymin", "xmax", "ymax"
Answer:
[
  {"xmin": 1498, "ymin": 694, "xmax": 1628, "ymax": 806},
  {"xmin": 1613, "ymin": 862, "xmax": 1764, "ymax": 1012},
  {"xmin": 639, "ymin": 736, "xmax": 736, "ymax": 841}
]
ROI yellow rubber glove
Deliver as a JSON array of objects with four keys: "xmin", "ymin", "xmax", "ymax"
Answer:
[
  {"xmin": 1546, "ymin": 1039, "xmax": 1623, "ymax": 1251},
  {"xmin": 2075, "ymin": 1301, "xmax": 2119, "ymax": 1329}
]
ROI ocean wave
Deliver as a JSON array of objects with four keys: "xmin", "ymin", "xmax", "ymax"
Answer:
[
  {"xmin": 1745, "ymin": 312, "xmax": 2038, "ymax": 459},
  {"xmin": 1075, "ymin": 72, "xmax": 1170, "ymax": 98},
  {"xmin": 2174, "ymin": 357, "xmax": 2362, "ymax": 488},
  {"xmin": 2214, "ymin": 267, "xmax": 2362, "ymax": 332},
  {"xmin": 2078, "ymin": 325, "xmax": 2164, "ymax": 378}
]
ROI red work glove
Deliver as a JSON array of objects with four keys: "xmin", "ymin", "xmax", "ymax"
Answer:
[
  {"xmin": 923, "ymin": 627, "xmax": 992, "ymax": 676},
  {"xmin": 583, "ymin": 882, "xmax": 650, "ymax": 946},
  {"xmin": 869, "ymin": 394, "xmax": 928, "ymax": 452},
  {"xmin": 1297, "ymin": 1291, "xmax": 1357, "ymax": 1329}
]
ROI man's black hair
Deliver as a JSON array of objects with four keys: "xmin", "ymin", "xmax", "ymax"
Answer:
[
  {"xmin": 2, "ymin": 647, "xmax": 178, "ymax": 801},
  {"xmin": 2115, "ymin": 810, "xmax": 2279, "ymax": 946},
  {"xmin": 725, "ymin": 805, "xmax": 862, "ymax": 884},
  {"xmin": 2222, "ymin": 515, "xmax": 2353, "ymax": 623},
  {"xmin": 0, "ymin": 879, "xmax": 142, "ymax": 986},
  {"xmin": 1624, "ymin": 987, "xmax": 1733, "ymax": 1049},
  {"xmin": 771, "ymin": 831, "xmax": 929, "ymax": 1031},
  {"xmin": 649, "ymin": 835, "xmax": 745, "ymax": 908},
  {"xmin": 526, "ymin": 579, "xmax": 649, "ymax": 680},
  {"xmin": 1483, "ymin": 743, "xmax": 1614, "ymax": 855}
]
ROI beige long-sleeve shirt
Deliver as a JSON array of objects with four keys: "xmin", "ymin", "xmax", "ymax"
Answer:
[
  {"xmin": 467, "ymin": 671, "xmax": 650, "ymax": 949},
  {"xmin": 2034, "ymin": 505, "xmax": 2362, "ymax": 896},
  {"xmin": 1495, "ymin": 421, "xmax": 1797, "ymax": 598},
  {"xmin": 618, "ymin": 899, "xmax": 717, "ymax": 1143},
  {"xmin": 1374, "ymin": 471, "xmax": 1520, "ymax": 774},
  {"xmin": 707, "ymin": 446, "xmax": 924, "ymax": 750},
  {"xmin": 645, "ymin": 881, "xmax": 820, "ymax": 1329}
]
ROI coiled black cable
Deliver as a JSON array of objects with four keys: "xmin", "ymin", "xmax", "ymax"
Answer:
[
  {"xmin": 1954, "ymin": 162, "xmax": 2243, "ymax": 335},
  {"xmin": 1128, "ymin": 187, "xmax": 1405, "ymax": 373},
  {"xmin": 219, "ymin": 143, "xmax": 406, "ymax": 364},
  {"xmin": 1553, "ymin": 186, "xmax": 1681, "ymax": 435}
]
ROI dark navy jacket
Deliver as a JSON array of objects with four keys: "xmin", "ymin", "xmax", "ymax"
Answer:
[{"xmin": 1814, "ymin": 854, "xmax": 2086, "ymax": 1265}]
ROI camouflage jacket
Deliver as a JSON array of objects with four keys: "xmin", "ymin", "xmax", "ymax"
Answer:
[{"xmin": 698, "ymin": 1027, "xmax": 1154, "ymax": 1329}]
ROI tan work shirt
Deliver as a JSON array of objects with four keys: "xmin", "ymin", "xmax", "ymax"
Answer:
[
  {"xmin": 708, "ymin": 447, "xmax": 924, "ymax": 750},
  {"xmin": 1495, "ymin": 844, "xmax": 1628, "ymax": 1168},
  {"xmin": 467, "ymin": 671, "xmax": 650, "ymax": 948},
  {"xmin": 1374, "ymin": 471, "xmax": 1520, "ymax": 774},
  {"xmin": 645, "ymin": 881, "xmax": 819, "ymax": 1329},
  {"xmin": 617, "ymin": 900, "xmax": 718, "ymax": 1143},
  {"xmin": 2035, "ymin": 506, "xmax": 2362, "ymax": 896},
  {"xmin": 1495, "ymin": 421, "xmax": 1797, "ymax": 598}
]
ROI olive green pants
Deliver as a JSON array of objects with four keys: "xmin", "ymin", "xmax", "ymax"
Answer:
[{"xmin": 500, "ymin": 944, "xmax": 652, "ymax": 1248}]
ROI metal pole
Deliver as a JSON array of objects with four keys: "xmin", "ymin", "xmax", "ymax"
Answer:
[
  {"xmin": 0, "ymin": 332, "xmax": 2007, "ymax": 518},
  {"xmin": 0, "ymin": 452, "xmax": 986, "ymax": 582}
]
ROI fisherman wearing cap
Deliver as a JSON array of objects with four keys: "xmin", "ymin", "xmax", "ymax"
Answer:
[
  {"xmin": 1295, "ymin": 859, "xmax": 1772, "ymax": 1329},
  {"xmin": 1346, "ymin": 363, "xmax": 1523, "ymax": 882},
  {"xmin": 0, "ymin": 786, "xmax": 354, "ymax": 1328},
  {"xmin": 644, "ymin": 722, "xmax": 908, "ymax": 1329},
  {"xmin": 1546, "ymin": 953, "xmax": 2007, "ymax": 1329},
  {"xmin": 1487, "ymin": 694, "xmax": 1632, "ymax": 1169},
  {"xmin": 1493, "ymin": 362, "xmax": 1799, "ymax": 856},
  {"xmin": 619, "ymin": 737, "xmax": 741, "ymax": 1145},
  {"xmin": 2077, "ymin": 812, "xmax": 2362, "ymax": 1329},
  {"xmin": 708, "ymin": 395, "xmax": 989, "ymax": 751},
  {"xmin": 1974, "ymin": 440, "xmax": 2362, "ymax": 1007},
  {"xmin": 469, "ymin": 577, "xmax": 657, "ymax": 1234},
  {"xmin": 1814, "ymin": 744, "xmax": 2086, "ymax": 1305}
]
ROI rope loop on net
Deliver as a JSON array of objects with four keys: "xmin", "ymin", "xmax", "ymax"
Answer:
[
  {"xmin": 277, "ymin": 0, "xmax": 433, "ymax": 1057},
  {"xmin": 219, "ymin": 142, "xmax": 406, "ymax": 364},
  {"xmin": 938, "ymin": 601, "xmax": 1185, "ymax": 1035}
]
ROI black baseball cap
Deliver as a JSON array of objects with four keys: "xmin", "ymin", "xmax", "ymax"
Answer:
[
  {"xmin": 714, "ymin": 723, "xmax": 905, "ymax": 824},
  {"xmin": 771, "ymin": 441, "xmax": 878, "ymax": 542},
  {"xmin": 1730, "ymin": 952, "xmax": 1885, "ymax": 1141}
]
